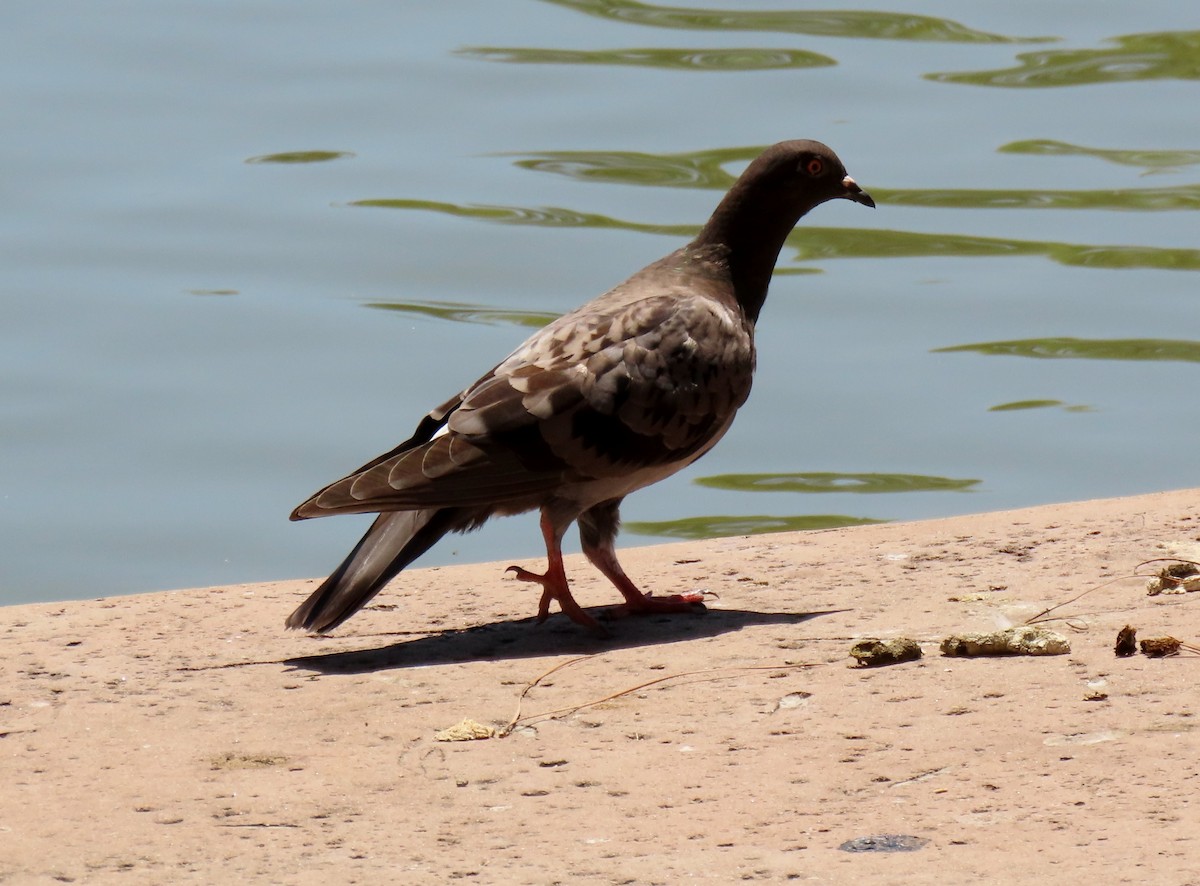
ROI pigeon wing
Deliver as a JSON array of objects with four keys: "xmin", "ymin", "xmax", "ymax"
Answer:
[{"xmin": 293, "ymin": 283, "xmax": 754, "ymax": 518}]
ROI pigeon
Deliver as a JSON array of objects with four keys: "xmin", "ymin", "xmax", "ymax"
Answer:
[{"xmin": 288, "ymin": 139, "xmax": 874, "ymax": 634}]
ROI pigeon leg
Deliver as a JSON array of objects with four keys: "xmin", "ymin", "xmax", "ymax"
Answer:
[
  {"xmin": 507, "ymin": 511, "xmax": 602, "ymax": 631},
  {"xmin": 579, "ymin": 501, "xmax": 707, "ymax": 617}
]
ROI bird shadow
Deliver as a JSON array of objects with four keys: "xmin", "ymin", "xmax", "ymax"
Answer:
[{"xmin": 283, "ymin": 606, "xmax": 847, "ymax": 675}]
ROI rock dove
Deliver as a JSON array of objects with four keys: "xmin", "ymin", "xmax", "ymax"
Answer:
[{"xmin": 288, "ymin": 139, "xmax": 874, "ymax": 633}]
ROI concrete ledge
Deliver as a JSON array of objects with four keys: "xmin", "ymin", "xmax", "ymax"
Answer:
[{"xmin": 5, "ymin": 489, "xmax": 1200, "ymax": 883}]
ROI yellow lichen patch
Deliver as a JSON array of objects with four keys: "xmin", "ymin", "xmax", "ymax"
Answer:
[
  {"xmin": 434, "ymin": 718, "xmax": 495, "ymax": 742},
  {"xmin": 849, "ymin": 637, "xmax": 923, "ymax": 667},
  {"xmin": 940, "ymin": 626, "xmax": 1070, "ymax": 657}
]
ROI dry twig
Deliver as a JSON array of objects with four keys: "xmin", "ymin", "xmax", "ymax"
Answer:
[{"xmin": 497, "ymin": 657, "xmax": 820, "ymax": 737}]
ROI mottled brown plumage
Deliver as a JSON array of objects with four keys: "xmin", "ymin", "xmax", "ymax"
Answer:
[{"xmin": 288, "ymin": 139, "xmax": 874, "ymax": 633}]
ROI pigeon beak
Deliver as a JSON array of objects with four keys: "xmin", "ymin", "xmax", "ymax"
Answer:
[{"xmin": 841, "ymin": 175, "xmax": 875, "ymax": 208}]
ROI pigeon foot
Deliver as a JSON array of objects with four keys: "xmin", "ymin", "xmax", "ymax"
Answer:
[
  {"xmin": 604, "ymin": 590, "xmax": 710, "ymax": 620},
  {"xmin": 506, "ymin": 564, "xmax": 607, "ymax": 634}
]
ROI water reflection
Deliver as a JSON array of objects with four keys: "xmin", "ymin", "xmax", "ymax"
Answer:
[
  {"xmin": 351, "ymin": 198, "xmax": 657, "ymax": 232},
  {"xmin": 458, "ymin": 46, "xmax": 834, "ymax": 72},
  {"xmin": 929, "ymin": 29, "xmax": 1199, "ymax": 87},
  {"xmin": 694, "ymin": 472, "xmax": 979, "ymax": 494},
  {"xmin": 625, "ymin": 513, "xmax": 885, "ymax": 539},
  {"xmin": 999, "ymin": 140, "xmax": 1200, "ymax": 173},
  {"xmin": 791, "ymin": 227, "xmax": 1200, "ymax": 272},
  {"xmin": 512, "ymin": 147, "xmax": 1199, "ymax": 210},
  {"xmin": 872, "ymin": 183, "xmax": 1200, "ymax": 212},
  {"xmin": 508, "ymin": 146, "xmax": 752, "ymax": 189},
  {"xmin": 988, "ymin": 399, "xmax": 1091, "ymax": 413},
  {"xmin": 245, "ymin": 151, "xmax": 354, "ymax": 164},
  {"xmin": 540, "ymin": 0, "xmax": 1053, "ymax": 43},
  {"xmin": 935, "ymin": 338, "xmax": 1200, "ymax": 363},
  {"xmin": 351, "ymin": 198, "xmax": 1200, "ymax": 271},
  {"xmin": 365, "ymin": 300, "xmax": 556, "ymax": 329}
]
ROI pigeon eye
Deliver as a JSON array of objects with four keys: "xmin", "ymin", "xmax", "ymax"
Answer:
[{"xmin": 805, "ymin": 158, "xmax": 824, "ymax": 176}]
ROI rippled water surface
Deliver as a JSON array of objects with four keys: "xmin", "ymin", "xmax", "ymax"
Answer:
[{"xmin": 3, "ymin": 1, "xmax": 1197, "ymax": 605}]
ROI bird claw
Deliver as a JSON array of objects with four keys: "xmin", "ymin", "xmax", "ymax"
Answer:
[
  {"xmin": 506, "ymin": 564, "xmax": 541, "ymax": 583},
  {"xmin": 602, "ymin": 591, "xmax": 709, "ymax": 621},
  {"xmin": 505, "ymin": 564, "xmax": 705, "ymax": 633},
  {"xmin": 506, "ymin": 564, "xmax": 606, "ymax": 633}
]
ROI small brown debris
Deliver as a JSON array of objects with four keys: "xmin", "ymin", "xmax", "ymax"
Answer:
[
  {"xmin": 940, "ymin": 625, "xmax": 1070, "ymax": 657},
  {"xmin": 1114, "ymin": 625, "xmax": 1138, "ymax": 658},
  {"xmin": 209, "ymin": 753, "xmax": 289, "ymax": 770},
  {"xmin": 1146, "ymin": 562, "xmax": 1200, "ymax": 596},
  {"xmin": 1140, "ymin": 637, "xmax": 1182, "ymax": 658},
  {"xmin": 1083, "ymin": 689, "xmax": 1109, "ymax": 702},
  {"xmin": 849, "ymin": 637, "xmax": 923, "ymax": 668}
]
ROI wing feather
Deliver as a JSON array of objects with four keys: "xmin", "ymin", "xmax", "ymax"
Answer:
[{"xmin": 294, "ymin": 259, "xmax": 755, "ymax": 519}]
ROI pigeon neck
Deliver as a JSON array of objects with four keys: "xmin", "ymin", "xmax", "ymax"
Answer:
[{"xmin": 691, "ymin": 185, "xmax": 811, "ymax": 323}]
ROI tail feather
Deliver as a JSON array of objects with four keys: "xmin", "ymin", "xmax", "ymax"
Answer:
[{"xmin": 287, "ymin": 508, "xmax": 457, "ymax": 633}]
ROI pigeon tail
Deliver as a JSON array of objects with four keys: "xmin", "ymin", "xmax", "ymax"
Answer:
[{"xmin": 286, "ymin": 508, "xmax": 458, "ymax": 633}]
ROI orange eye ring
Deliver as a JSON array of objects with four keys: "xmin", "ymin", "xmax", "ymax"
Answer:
[{"xmin": 805, "ymin": 158, "xmax": 824, "ymax": 176}]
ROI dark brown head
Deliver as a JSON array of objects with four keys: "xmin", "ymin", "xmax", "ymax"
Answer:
[
  {"xmin": 731, "ymin": 139, "xmax": 874, "ymax": 214},
  {"xmin": 800, "ymin": 140, "xmax": 873, "ymax": 207},
  {"xmin": 693, "ymin": 139, "xmax": 874, "ymax": 319}
]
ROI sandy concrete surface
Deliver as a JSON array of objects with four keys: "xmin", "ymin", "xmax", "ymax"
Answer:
[{"xmin": 5, "ymin": 489, "xmax": 1200, "ymax": 885}]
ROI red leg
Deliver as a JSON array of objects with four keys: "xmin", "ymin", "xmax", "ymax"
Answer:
[
  {"xmin": 578, "ymin": 500, "xmax": 707, "ymax": 618},
  {"xmin": 585, "ymin": 537, "xmax": 705, "ymax": 614},
  {"xmin": 507, "ymin": 511, "xmax": 604, "ymax": 632}
]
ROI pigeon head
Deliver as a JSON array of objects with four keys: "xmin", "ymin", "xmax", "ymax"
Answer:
[
  {"xmin": 693, "ymin": 139, "xmax": 874, "ymax": 320},
  {"xmin": 745, "ymin": 139, "xmax": 875, "ymax": 211}
]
